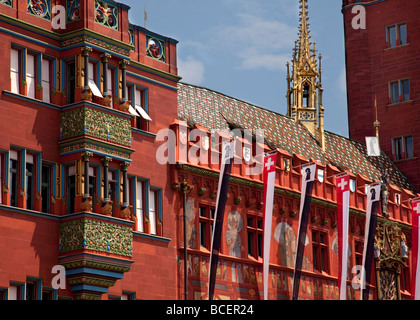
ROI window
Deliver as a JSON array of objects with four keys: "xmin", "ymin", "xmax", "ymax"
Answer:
[
  {"xmin": 136, "ymin": 179, "xmax": 144, "ymax": 232},
  {"xmin": 129, "ymin": 85, "xmax": 151, "ymax": 131},
  {"xmin": 42, "ymin": 289, "xmax": 54, "ymax": 300},
  {"xmin": 399, "ymin": 23, "xmax": 407, "ymax": 45},
  {"xmin": 401, "ymin": 79, "xmax": 410, "ymax": 101},
  {"xmin": 67, "ymin": 166, "xmax": 76, "ymax": 214},
  {"xmin": 247, "ymin": 214, "xmax": 263, "ymax": 259},
  {"xmin": 10, "ymin": 48, "xmax": 20, "ymax": 94},
  {"xmin": 354, "ymin": 240, "xmax": 363, "ymax": 266},
  {"xmin": 9, "ymin": 150, "xmax": 19, "ymax": 207},
  {"xmin": 389, "ymin": 79, "xmax": 410, "ymax": 103},
  {"xmin": 312, "ymin": 230, "xmax": 329, "ymax": 273},
  {"xmin": 26, "ymin": 153, "xmax": 35, "ymax": 210},
  {"xmin": 198, "ymin": 205, "xmax": 215, "ymax": 250},
  {"xmin": 26, "ymin": 53, "xmax": 36, "ymax": 99},
  {"xmin": 107, "ymin": 170, "xmax": 117, "ymax": 203},
  {"xmin": 302, "ymin": 84, "xmax": 310, "ymax": 108},
  {"xmin": 149, "ymin": 189, "xmax": 157, "ymax": 235},
  {"xmin": 8, "ymin": 283, "xmax": 23, "ymax": 300},
  {"xmin": 400, "ymin": 266, "xmax": 410, "ymax": 293},
  {"xmin": 26, "ymin": 279, "xmax": 40, "ymax": 300},
  {"xmin": 387, "ymin": 23, "xmax": 407, "ymax": 48},
  {"xmin": 88, "ymin": 61, "xmax": 102, "ymax": 98},
  {"xmin": 0, "ymin": 288, "xmax": 6, "ymax": 300},
  {"xmin": 67, "ymin": 61, "xmax": 75, "ymax": 104},
  {"xmin": 121, "ymin": 292, "xmax": 135, "ymax": 300},
  {"xmin": 42, "ymin": 58, "xmax": 51, "ymax": 103},
  {"xmin": 392, "ymin": 135, "xmax": 414, "ymax": 160},
  {"xmin": 107, "ymin": 67, "xmax": 114, "ymax": 98},
  {"xmin": 41, "ymin": 164, "xmax": 51, "ymax": 213},
  {"xmin": 88, "ymin": 166, "xmax": 97, "ymax": 198}
]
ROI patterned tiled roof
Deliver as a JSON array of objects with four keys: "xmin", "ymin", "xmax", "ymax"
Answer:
[{"xmin": 177, "ymin": 82, "xmax": 414, "ymax": 191}]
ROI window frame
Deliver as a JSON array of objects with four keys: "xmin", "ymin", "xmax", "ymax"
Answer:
[
  {"xmin": 389, "ymin": 79, "xmax": 410, "ymax": 104},
  {"xmin": 26, "ymin": 51, "xmax": 37, "ymax": 99},
  {"xmin": 25, "ymin": 153, "xmax": 36, "ymax": 210},
  {"xmin": 149, "ymin": 189, "xmax": 156, "ymax": 235},
  {"xmin": 41, "ymin": 57, "xmax": 52, "ymax": 103},
  {"xmin": 9, "ymin": 149, "xmax": 19, "ymax": 208},
  {"xmin": 66, "ymin": 164, "xmax": 76, "ymax": 214},
  {"xmin": 10, "ymin": 47, "xmax": 22, "ymax": 94},
  {"xmin": 134, "ymin": 178, "xmax": 145, "ymax": 232},
  {"xmin": 198, "ymin": 204, "xmax": 215, "ymax": 250},
  {"xmin": 386, "ymin": 22, "xmax": 408, "ymax": 48},
  {"xmin": 392, "ymin": 135, "xmax": 414, "ymax": 161},
  {"xmin": 127, "ymin": 83, "xmax": 150, "ymax": 131},
  {"xmin": 246, "ymin": 212, "xmax": 263, "ymax": 260},
  {"xmin": 311, "ymin": 229, "xmax": 330, "ymax": 274}
]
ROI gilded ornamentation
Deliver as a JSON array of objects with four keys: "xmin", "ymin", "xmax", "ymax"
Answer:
[
  {"xmin": 129, "ymin": 27, "xmax": 134, "ymax": 48},
  {"xmin": 95, "ymin": 0, "xmax": 118, "ymax": 30},
  {"xmin": 61, "ymin": 35, "xmax": 130, "ymax": 57},
  {"xmin": 27, "ymin": 0, "xmax": 51, "ymax": 20},
  {"xmin": 66, "ymin": 0, "xmax": 80, "ymax": 23},
  {"xmin": 80, "ymin": 195, "xmax": 92, "ymax": 212},
  {"xmin": 60, "ymin": 107, "xmax": 132, "ymax": 146},
  {"xmin": 119, "ymin": 205, "xmax": 134, "ymax": 221},
  {"xmin": 374, "ymin": 221, "xmax": 406, "ymax": 300},
  {"xmin": 80, "ymin": 87, "xmax": 92, "ymax": 101},
  {"xmin": 0, "ymin": 0, "xmax": 12, "ymax": 7},
  {"xmin": 59, "ymin": 218, "xmax": 133, "ymax": 257},
  {"xmin": 118, "ymin": 99, "xmax": 131, "ymax": 113},
  {"xmin": 146, "ymin": 36, "xmax": 165, "ymax": 62},
  {"xmin": 100, "ymin": 199, "xmax": 113, "ymax": 215}
]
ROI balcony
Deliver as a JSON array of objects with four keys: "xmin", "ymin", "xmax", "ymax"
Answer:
[{"xmin": 59, "ymin": 212, "xmax": 134, "ymax": 300}]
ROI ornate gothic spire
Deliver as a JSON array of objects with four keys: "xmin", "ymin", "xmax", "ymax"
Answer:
[
  {"xmin": 287, "ymin": 0, "xmax": 325, "ymax": 150},
  {"xmin": 297, "ymin": 0, "xmax": 311, "ymax": 62}
]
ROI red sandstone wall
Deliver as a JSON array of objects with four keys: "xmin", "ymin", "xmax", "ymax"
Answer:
[{"xmin": 343, "ymin": 0, "xmax": 420, "ymax": 190}]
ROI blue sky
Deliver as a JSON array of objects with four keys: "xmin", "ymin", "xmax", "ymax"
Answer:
[{"xmin": 124, "ymin": 0, "xmax": 349, "ymax": 138}]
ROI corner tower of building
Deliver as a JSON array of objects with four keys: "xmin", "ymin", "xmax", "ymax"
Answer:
[{"xmin": 342, "ymin": 0, "xmax": 420, "ymax": 191}]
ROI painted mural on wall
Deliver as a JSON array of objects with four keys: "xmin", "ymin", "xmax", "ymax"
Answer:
[
  {"xmin": 226, "ymin": 211, "xmax": 243, "ymax": 258},
  {"xmin": 185, "ymin": 199, "xmax": 197, "ymax": 249},
  {"xmin": 274, "ymin": 222, "xmax": 296, "ymax": 268}
]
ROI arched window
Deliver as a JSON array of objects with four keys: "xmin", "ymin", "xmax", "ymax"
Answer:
[{"xmin": 302, "ymin": 83, "xmax": 310, "ymax": 108}]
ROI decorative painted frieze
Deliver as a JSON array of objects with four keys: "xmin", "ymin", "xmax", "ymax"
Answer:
[
  {"xmin": 59, "ymin": 218, "xmax": 133, "ymax": 257},
  {"xmin": 61, "ymin": 34, "xmax": 131, "ymax": 57},
  {"xmin": 27, "ymin": 0, "xmax": 51, "ymax": 20},
  {"xmin": 60, "ymin": 107, "xmax": 132, "ymax": 147},
  {"xmin": 95, "ymin": 0, "xmax": 118, "ymax": 30}
]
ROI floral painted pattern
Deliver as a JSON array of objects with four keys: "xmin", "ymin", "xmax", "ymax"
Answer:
[
  {"xmin": 59, "ymin": 218, "xmax": 133, "ymax": 257},
  {"xmin": 60, "ymin": 107, "xmax": 132, "ymax": 147},
  {"xmin": 27, "ymin": 0, "xmax": 51, "ymax": 20}
]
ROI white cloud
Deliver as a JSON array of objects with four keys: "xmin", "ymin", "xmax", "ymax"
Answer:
[
  {"xmin": 209, "ymin": 13, "xmax": 296, "ymax": 71},
  {"xmin": 178, "ymin": 56, "xmax": 205, "ymax": 85}
]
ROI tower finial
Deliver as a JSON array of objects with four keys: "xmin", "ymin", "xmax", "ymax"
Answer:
[
  {"xmin": 298, "ymin": 0, "xmax": 311, "ymax": 61},
  {"xmin": 373, "ymin": 96, "xmax": 380, "ymax": 139}
]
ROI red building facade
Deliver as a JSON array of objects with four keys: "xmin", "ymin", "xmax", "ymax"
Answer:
[
  {"xmin": 342, "ymin": 0, "xmax": 420, "ymax": 191},
  {"xmin": 0, "ymin": 0, "xmax": 180, "ymax": 300},
  {"xmin": 0, "ymin": 0, "xmax": 417, "ymax": 301}
]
